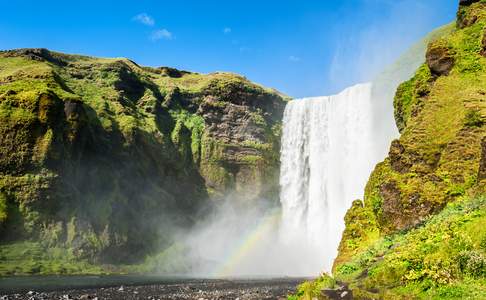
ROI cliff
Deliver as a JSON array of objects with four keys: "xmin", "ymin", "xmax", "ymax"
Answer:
[
  {"xmin": 0, "ymin": 49, "xmax": 286, "ymax": 275},
  {"xmin": 294, "ymin": 1, "xmax": 486, "ymax": 299},
  {"xmin": 335, "ymin": 1, "xmax": 486, "ymax": 298}
]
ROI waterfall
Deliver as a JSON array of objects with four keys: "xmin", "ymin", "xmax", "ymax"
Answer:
[
  {"xmin": 279, "ymin": 83, "xmax": 378, "ymax": 274},
  {"xmin": 184, "ymin": 82, "xmax": 395, "ymax": 277}
]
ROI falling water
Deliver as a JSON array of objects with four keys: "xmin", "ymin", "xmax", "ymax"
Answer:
[
  {"xmin": 279, "ymin": 83, "xmax": 378, "ymax": 274},
  {"xmin": 183, "ymin": 83, "xmax": 396, "ymax": 277}
]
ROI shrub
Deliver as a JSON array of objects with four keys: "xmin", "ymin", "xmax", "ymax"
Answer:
[
  {"xmin": 464, "ymin": 109, "xmax": 484, "ymax": 127},
  {"xmin": 458, "ymin": 250, "xmax": 486, "ymax": 278},
  {"xmin": 0, "ymin": 193, "xmax": 7, "ymax": 224}
]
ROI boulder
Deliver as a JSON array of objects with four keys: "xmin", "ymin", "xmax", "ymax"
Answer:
[
  {"xmin": 426, "ymin": 44, "xmax": 454, "ymax": 76},
  {"xmin": 321, "ymin": 285, "xmax": 353, "ymax": 300}
]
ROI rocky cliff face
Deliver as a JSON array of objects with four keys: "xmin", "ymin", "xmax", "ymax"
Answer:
[
  {"xmin": 0, "ymin": 49, "xmax": 286, "ymax": 274},
  {"xmin": 328, "ymin": 1, "xmax": 486, "ymax": 298}
]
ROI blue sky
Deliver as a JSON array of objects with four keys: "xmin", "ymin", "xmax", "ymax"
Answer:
[{"xmin": 1, "ymin": 0, "xmax": 457, "ymax": 98}]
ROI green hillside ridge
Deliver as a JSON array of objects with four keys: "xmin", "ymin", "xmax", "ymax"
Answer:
[
  {"xmin": 0, "ymin": 48, "xmax": 287, "ymax": 275},
  {"xmin": 292, "ymin": 1, "xmax": 486, "ymax": 299},
  {"xmin": 371, "ymin": 22, "xmax": 456, "ymax": 157}
]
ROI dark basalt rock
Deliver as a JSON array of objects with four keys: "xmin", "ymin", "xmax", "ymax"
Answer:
[
  {"xmin": 426, "ymin": 44, "xmax": 454, "ymax": 76},
  {"xmin": 321, "ymin": 285, "xmax": 353, "ymax": 300},
  {"xmin": 457, "ymin": 0, "xmax": 484, "ymax": 28},
  {"xmin": 380, "ymin": 181, "xmax": 433, "ymax": 231},
  {"xmin": 141, "ymin": 66, "xmax": 192, "ymax": 78},
  {"xmin": 158, "ymin": 67, "xmax": 190, "ymax": 78},
  {"xmin": 479, "ymin": 137, "xmax": 486, "ymax": 181},
  {"xmin": 459, "ymin": 0, "xmax": 480, "ymax": 6},
  {"xmin": 0, "ymin": 48, "xmax": 68, "ymax": 66},
  {"xmin": 389, "ymin": 139, "xmax": 408, "ymax": 173},
  {"xmin": 64, "ymin": 100, "xmax": 85, "ymax": 120},
  {"xmin": 112, "ymin": 65, "xmax": 146, "ymax": 103}
]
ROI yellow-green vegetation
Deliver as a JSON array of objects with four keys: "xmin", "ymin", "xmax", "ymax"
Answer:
[
  {"xmin": 374, "ymin": 1, "xmax": 486, "ymax": 234},
  {"xmin": 0, "ymin": 193, "xmax": 7, "ymax": 225},
  {"xmin": 375, "ymin": 22, "xmax": 455, "ymax": 86},
  {"xmin": 294, "ymin": 195, "xmax": 486, "ymax": 300},
  {"xmin": 393, "ymin": 64, "xmax": 433, "ymax": 132},
  {"xmin": 292, "ymin": 2, "xmax": 486, "ymax": 299},
  {"xmin": 0, "ymin": 242, "xmax": 104, "ymax": 275},
  {"xmin": 289, "ymin": 273, "xmax": 337, "ymax": 300},
  {"xmin": 333, "ymin": 200, "xmax": 380, "ymax": 272},
  {"xmin": 0, "ymin": 48, "xmax": 286, "ymax": 274}
]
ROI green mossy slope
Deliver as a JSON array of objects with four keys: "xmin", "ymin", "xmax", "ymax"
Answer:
[
  {"xmin": 292, "ymin": 1, "xmax": 486, "ymax": 299},
  {"xmin": 0, "ymin": 48, "xmax": 286, "ymax": 275},
  {"xmin": 337, "ymin": 0, "xmax": 486, "ymax": 266},
  {"xmin": 295, "ymin": 195, "xmax": 486, "ymax": 299}
]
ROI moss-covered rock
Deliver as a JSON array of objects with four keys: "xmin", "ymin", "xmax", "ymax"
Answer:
[
  {"xmin": 457, "ymin": 0, "xmax": 486, "ymax": 29},
  {"xmin": 426, "ymin": 41, "xmax": 455, "ymax": 76},
  {"xmin": 328, "ymin": 1, "xmax": 486, "ymax": 298},
  {"xmin": 296, "ymin": 195, "xmax": 486, "ymax": 300},
  {"xmin": 0, "ymin": 48, "xmax": 286, "ymax": 274}
]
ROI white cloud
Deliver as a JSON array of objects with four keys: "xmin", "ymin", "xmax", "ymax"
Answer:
[
  {"xmin": 288, "ymin": 56, "xmax": 301, "ymax": 62},
  {"xmin": 239, "ymin": 46, "xmax": 252, "ymax": 53},
  {"xmin": 133, "ymin": 13, "xmax": 155, "ymax": 26},
  {"xmin": 150, "ymin": 29, "xmax": 173, "ymax": 41},
  {"xmin": 223, "ymin": 27, "xmax": 232, "ymax": 34}
]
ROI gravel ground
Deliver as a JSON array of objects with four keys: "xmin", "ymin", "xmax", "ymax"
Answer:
[{"xmin": 1, "ymin": 278, "xmax": 303, "ymax": 300}]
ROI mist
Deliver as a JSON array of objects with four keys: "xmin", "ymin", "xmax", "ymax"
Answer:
[
  {"xmin": 153, "ymin": 0, "xmax": 452, "ymax": 279},
  {"xmin": 326, "ymin": 0, "xmax": 455, "ymax": 95},
  {"xmin": 180, "ymin": 199, "xmax": 322, "ymax": 277}
]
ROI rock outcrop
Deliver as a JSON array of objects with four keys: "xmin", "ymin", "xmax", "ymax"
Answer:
[
  {"xmin": 457, "ymin": 0, "xmax": 484, "ymax": 28},
  {"xmin": 459, "ymin": 0, "xmax": 480, "ymax": 6},
  {"xmin": 426, "ymin": 43, "xmax": 455, "ymax": 76},
  {"xmin": 0, "ymin": 49, "xmax": 286, "ymax": 273},
  {"xmin": 371, "ymin": 1, "xmax": 486, "ymax": 233},
  {"xmin": 331, "ymin": 1, "xmax": 486, "ymax": 298},
  {"xmin": 479, "ymin": 137, "xmax": 486, "ymax": 181}
]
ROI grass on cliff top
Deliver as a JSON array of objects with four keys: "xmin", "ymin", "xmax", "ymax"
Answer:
[{"xmin": 1, "ymin": 50, "xmax": 287, "ymax": 139}]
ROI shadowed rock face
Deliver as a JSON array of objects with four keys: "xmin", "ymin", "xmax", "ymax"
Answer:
[
  {"xmin": 0, "ymin": 48, "xmax": 287, "ymax": 270},
  {"xmin": 457, "ymin": 0, "xmax": 485, "ymax": 28},
  {"xmin": 0, "ymin": 48, "xmax": 68, "ymax": 66},
  {"xmin": 335, "ymin": 0, "xmax": 486, "ymax": 282},
  {"xmin": 459, "ymin": 0, "xmax": 480, "ymax": 6}
]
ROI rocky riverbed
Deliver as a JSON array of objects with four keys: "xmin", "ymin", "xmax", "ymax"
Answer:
[{"xmin": 1, "ymin": 278, "xmax": 303, "ymax": 300}]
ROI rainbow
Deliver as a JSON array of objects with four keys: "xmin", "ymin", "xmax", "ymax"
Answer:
[{"xmin": 212, "ymin": 209, "xmax": 281, "ymax": 277}]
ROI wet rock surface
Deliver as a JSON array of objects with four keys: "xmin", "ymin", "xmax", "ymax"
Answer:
[
  {"xmin": 1, "ymin": 278, "xmax": 302, "ymax": 300},
  {"xmin": 321, "ymin": 284, "xmax": 353, "ymax": 300}
]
